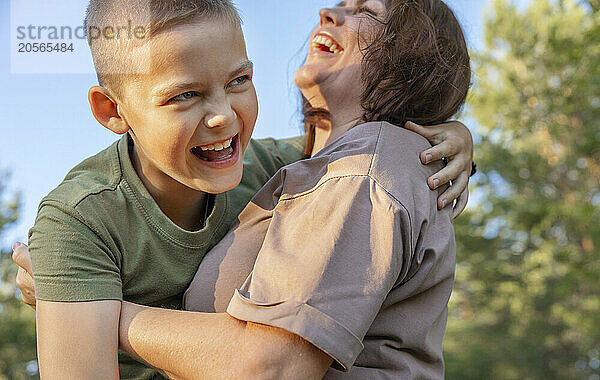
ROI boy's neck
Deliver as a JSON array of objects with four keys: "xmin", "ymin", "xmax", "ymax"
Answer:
[
  {"xmin": 130, "ymin": 144, "xmax": 209, "ymax": 232},
  {"xmin": 148, "ymin": 188, "xmax": 209, "ymax": 232}
]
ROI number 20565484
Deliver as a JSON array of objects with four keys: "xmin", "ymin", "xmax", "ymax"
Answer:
[{"xmin": 17, "ymin": 42, "xmax": 74, "ymax": 53}]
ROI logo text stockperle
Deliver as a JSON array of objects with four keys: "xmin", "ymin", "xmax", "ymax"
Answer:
[{"xmin": 15, "ymin": 21, "xmax": 147, "ymax": 41}]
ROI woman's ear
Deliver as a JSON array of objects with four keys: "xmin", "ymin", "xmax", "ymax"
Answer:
[{"xmin": 88, "ymin": 86, "xmax": 130, "ymax": 135}]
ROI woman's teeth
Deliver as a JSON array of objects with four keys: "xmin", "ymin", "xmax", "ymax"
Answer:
[
  {"xmin": 199, "ymin": 137, "xmax": 233, "ymax": 151},
  {"xmin": 311, "ymin": 35, "xmax": 343, "ymax": 54}
]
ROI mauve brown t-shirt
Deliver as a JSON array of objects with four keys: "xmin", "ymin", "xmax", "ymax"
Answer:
[{"xmin": 184, "ymin": 121, "xmax": 456, "ymax": 379}]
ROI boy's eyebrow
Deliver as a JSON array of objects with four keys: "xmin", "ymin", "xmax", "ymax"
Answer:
[
  {"xmin": 230, "ymin": 59, "xmax": 254, "ymax": 79},
  {"xmin": 151, "ymin": 60, "xmax": 254, "ymax": 100},
  {"xmin": 152, "ymin": 81, "xmax": 202, "ymax": 100}
]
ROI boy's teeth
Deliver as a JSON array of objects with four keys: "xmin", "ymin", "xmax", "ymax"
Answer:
[{"xmin": 199, "ymin": 137, "xmax": 233, "ymax": 151}]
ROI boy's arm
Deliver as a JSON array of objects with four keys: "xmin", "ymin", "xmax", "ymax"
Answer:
[
  {"xmin": 119, "ymin": 302, "xmax": 332, "ymax": 380},
  {"xmin": 404, "ymin": 120, "xmax": 474, "ymax": 218},
  {"xmin": 13, "ymin": 245, "xmax": 163, "ymax": 379},
  {"xmin": 37, "ymin": 300, "xmax": 121, "ymax": 379},
  {"xmin": 26, "ymin": 202, "xmax": 125, "ymax": 378}
]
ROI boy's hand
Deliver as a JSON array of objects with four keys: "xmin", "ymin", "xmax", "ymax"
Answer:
[
  {"xmin": 405, "ymin": 121, "xmax": 474, "ymax": 220},
  {"xmin": 12, "ymin": 242, "xmax": 36, "ymax": 310}
]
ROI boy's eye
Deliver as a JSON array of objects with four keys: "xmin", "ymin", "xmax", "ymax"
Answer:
[
  {"xmin": 170, "ymin": 91, "xmax": 198, "ymax": 102},
  {"xmin": 228, "ymin": 75, "xmax": 251, "ymax": 89}
]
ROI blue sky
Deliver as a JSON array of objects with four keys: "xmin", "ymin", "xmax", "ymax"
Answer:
[{"xmin": 0, "ymin": 0, "xmax": 527, "ymax": 246}]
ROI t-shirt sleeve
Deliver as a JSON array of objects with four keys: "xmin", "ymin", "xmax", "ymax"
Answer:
[
  {"xmin": 28, "ymin": 201, "xmax": 123, "ymax": 302},
  {"xmin": 226, "ymin": 175, "xmax": 410, "ymax": 371},
  {"xmin": 251, "ymin": 135, "xmax": 306, "ymax": 172}
]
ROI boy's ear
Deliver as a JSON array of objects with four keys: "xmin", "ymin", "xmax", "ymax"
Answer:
[{"xmin": 88, "ymin": 86, "xmax": 130, "ymax": 135}]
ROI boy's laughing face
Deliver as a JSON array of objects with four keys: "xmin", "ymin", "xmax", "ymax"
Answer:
[{"xmin": 118, "ymin": 18, "xmax": 258, "ymax": 195}]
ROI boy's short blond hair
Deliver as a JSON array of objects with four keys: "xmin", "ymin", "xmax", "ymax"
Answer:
[{"xmin": 85, "ymin": 0, "xmax": 241, "ymax": 97}]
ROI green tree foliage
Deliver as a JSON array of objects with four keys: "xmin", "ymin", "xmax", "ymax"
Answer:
[
  {"xmin": 0, "ymin": 173, "xmax": 37, "ymax": 380},
  {"xmin": 445, "ymin": 0, "xmax": 600, "ymax": 378}
]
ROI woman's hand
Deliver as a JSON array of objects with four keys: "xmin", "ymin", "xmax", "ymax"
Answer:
[
  {"xmin": 405, "ymin": 120, "xmax": 474, "ymax": 219},
  {"xmin": 12, "ymin": 242, "xmax": 36, "ymax": 309}
]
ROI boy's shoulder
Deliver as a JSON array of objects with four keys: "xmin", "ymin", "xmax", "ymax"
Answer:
[
  {"xmin": 40, "ymin": 136, "xmax": 125, "ymax": 211},
  {"xmin": 245, "ymin": 136, "xmax": 306, "ymax": 170}
]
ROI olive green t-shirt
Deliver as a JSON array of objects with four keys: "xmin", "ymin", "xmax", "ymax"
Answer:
[{"xmin": 28, "ymin": 133, "xmax": 305, "ymax": 380}]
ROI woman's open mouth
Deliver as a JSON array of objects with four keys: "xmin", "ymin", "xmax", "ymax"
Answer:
[
  {"xmin": 190, "ymin": 134, "xmax": 240, "ymax": 168},
  {"xmin": 310, "ymin": 33, "xmax": 344, "ymax": 54}
]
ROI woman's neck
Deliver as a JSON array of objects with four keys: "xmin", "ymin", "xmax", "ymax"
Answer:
[
  {"xmin": 300, "ymin": 87, "xmax": 363, "ymax": 157},
  {"xmin": 311, "ymin": 117, "xmax": 362, "ymax": 157}
]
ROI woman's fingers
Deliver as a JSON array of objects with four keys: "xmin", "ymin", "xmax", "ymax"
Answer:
[
  {"xmin": 451, "ymin": 188, "xmax": 469, "ymax": 220},
  {"xmin": 438, "ymin": 171, "xmax": 470, "ymax": 210},
  {"xmin": 12, "ymin": 242, "xmax": 33, "ymax": 276},
  {"xmin": 16, "ymin": 267, "xmax": 36, "ymax": 309},
  {"xmin": 12, "ymin": 242, "xmax": 36, "ymax": 310}
]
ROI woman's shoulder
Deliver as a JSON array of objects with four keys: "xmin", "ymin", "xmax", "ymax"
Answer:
[
  {"xmin": 272, "ymin": 123, "xmax": 382, "ymax": 200},
  {"xmin": 313, "ymin": 121, "xmax": 441, "ymax": 192},
  {"xmin": 369, "ymin": 121, "xmax": 442, "ymax": 188},
  {"xmin": 317, "ymin": 121, "xmax": 433, "ymax": 165},
  {"xmin": 329, "ymin": 121, "xmax": 444, "ymax": 219},
  {"xmin": 272, "ymin": 122, "xmax": 440, "ymax": 207}
]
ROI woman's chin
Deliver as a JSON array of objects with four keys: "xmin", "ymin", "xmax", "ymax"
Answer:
[{"xmin": 294, "ymin": 63, "xmax": 330, "ymax": 90}]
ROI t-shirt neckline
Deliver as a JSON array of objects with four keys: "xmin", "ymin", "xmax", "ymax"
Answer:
[{"xmin": 116, "ymin": 134, "xmax": 228, "ymax": 248}]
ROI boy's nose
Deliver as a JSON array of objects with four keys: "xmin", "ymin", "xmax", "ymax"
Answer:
[{"xmin": 205, "ymin": 108, "xmax": 237, "ymax": 129}]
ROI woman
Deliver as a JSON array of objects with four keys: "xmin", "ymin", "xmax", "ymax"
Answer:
[
  {"xmin": 179, "ymin": 0, "xmax": 470, "ymax": 378},
  {"xmin": 15, "ymin": 0, "xmax": 471, "ymax": 378}
]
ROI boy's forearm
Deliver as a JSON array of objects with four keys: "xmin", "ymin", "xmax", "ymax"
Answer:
[{"xmin": 119, "ymin": 301, "xmax": 331, "ymax": 380}]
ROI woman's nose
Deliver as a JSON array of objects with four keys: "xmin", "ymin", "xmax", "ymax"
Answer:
[{"xmin": 319, "ymin": 7, "xmax": 344, "ymax": 27}]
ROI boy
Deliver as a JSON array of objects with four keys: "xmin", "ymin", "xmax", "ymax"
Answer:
[{"xmin": 27, "ymin": 1, "xmax": 305, "ymax": 378}]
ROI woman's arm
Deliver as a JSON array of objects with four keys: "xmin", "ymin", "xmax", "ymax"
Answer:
[
  {"xmin": 119, "ymin": 302, "xmax": 332, "ymax": 380},
  {"xmin": 37, "ymin": 300, "xmax": 121, "ymax": 379},
  {"xmin": 13, "ymin": 243, "xmax": 36, "ymax": 309}
]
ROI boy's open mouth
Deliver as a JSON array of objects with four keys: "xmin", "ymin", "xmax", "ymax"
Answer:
[{"xmin": 191, "ymin": 134, "xmax": 238, "ymax": 162}]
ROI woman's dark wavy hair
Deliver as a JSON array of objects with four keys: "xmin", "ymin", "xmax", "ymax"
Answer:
[{"xmin": 302, "ymin": 0, "xmax": 471, "ymax": 156}]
